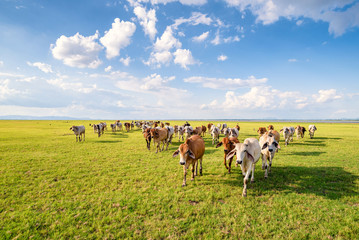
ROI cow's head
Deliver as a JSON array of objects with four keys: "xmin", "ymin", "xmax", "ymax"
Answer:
[
  {"xmin": 261, "ymin": 135, "xmax": 279, "ymax": 153},
  {"xmin": 172, "ymin": 143, "xmax": 195, "ymax": 165}
]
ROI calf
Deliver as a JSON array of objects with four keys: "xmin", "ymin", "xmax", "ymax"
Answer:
[
  {"xmin": 259, "ymin": 133, "xmax": 279, "ymax": 178},
  {"xmin": 280, "ymin": 127, "xmax": 295, "ymax": 146},
  {"xmin": 211, "ymin": 126, "xmax": 220, "ymax": 145},
  {"xmin": 226, "ymin": 138, "xmax": 261, "ymax": 197},
  {"xmin": 172, "ymin": 135, "xmax": 205, "ymax": 187},
  {"xmin": 96, "ymin": 123, "xmax": 105, "ymax": 137},
  {"xmin": 257, "ymin": 127, "xmax": 267, "ymax": 137},
  {"xmin": 216, "ymin": 137, "xmax": 240, "ymax": 173},
  {"xmin": 143, "ymin": 128, "xmax": 151, "ymax": 150},
  {"xmin": 207, "ymin": 123, "xmax": 213, "ymax": 133},
  {"xmin": 220, "ymin": 123, "xmax": 228, "ymax": 133},
  {"xmin": 223, "ymin": 128, "xmax": 230, "ymax": 138},
  {"xmin": 308, "ymin": 125, "xmax": 317, "ymax": 139},
  {"xmin": 193, "ymin": 126, "xmax": 202, "ymax": 136},
  {"xmin": 267, "ymin": 125, "xmax": 274, "ymax": 131},
  {"xmin": 150, "ymin": 128, "xmax": 168, "ymax": 153},
  {"xmin": 295, "ymin": 125, "xmax": 306, "ymax": 139},
  {"xmin": 174, "ymin": 125, "xmax": 179, "ymax": 137},
  {"xmin": 235, "ymin": 124, "xmax": 240, "ymax": 131},
  {"xmin": 165, "ymin": 126, "xmax": 175, "ymax": 146},
  {"xmin": 267, "ymin": 130, "xmax": 281, "ymax": 152},
  {"xmin": 70, "ymin": 125, "xmax": 85, "ymax": 142},
  {"xmin": 201, "ymin": 125, "xmax": 207, "ymax": 137},
  {"xmin": 184, "ymin": 126, "xmax": 194, "ymax": 140}
]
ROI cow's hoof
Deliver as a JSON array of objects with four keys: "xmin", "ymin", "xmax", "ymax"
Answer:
[
  {"xmin": 191, "ymin": 178, "xmax": 194, "ymax": 181},
  {"xmin": 251, "ymin": 179, "xmax": 255, "ymax": 183},
  {"xmin": 182, "ymin": 184, "xmax": 186, "ymax": 187}
]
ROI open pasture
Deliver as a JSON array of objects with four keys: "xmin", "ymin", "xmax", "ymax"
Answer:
[{"xmin": 0, "ymin": 120, "xmax": 358, "ymax": 239}]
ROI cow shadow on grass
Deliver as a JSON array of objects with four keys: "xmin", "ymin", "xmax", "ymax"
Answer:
[
  {"xmin": 219, "ymin": 166, "xmax": 358, "ymax": 200},
  {"xmin": 284, "ymin": 151, "xmax": 326, "ymax": 156},
  {"xmin": 312, "ymin": 137, "xmax": 342, "ymax": 140},
  {"xmin": 107, "ymin": 133, "xmax": 129, "ymax": 139}
]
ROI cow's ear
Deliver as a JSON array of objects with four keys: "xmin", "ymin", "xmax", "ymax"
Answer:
[
  {"xmin": 262, "ymin": 142, "xmax": 268, "ymax": 150},
  {"xmin": 226, "ymin": 149, "xmax": 236, "ymax": 160},
  {"xmin": 188, "ymin": 150, "xmax": 196, "ymax": 159},
  {"xmin": 246, "ymin": 152, "xmax": 254, "ymax": 162},
  {"xmin": 172, "ymin": 149, "xmax": 180, "ymax": 158},
  {"xmin": 216, "ymin": 142, "xmax": 223, "ymax": 148}
]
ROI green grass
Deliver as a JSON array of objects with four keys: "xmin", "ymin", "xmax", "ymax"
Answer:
[{"xmin": 0, "ymin": 120, "xmax": 358, "ymax": 239}]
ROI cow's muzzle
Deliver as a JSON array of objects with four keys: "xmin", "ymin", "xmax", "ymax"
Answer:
[
  {"xmin": 236, "ymin": 160, "xmax": 242, "ymax": 165},
  {"xmin": 180, "ymin": 162, "xmax": 185, "ymax": 165}
]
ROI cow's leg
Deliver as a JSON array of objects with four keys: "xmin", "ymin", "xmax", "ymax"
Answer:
[
  {"xmin": 156, "ymin": 142, "xmax": 160, "ymax": 153},
  {"xmin": 76, "ymin": 135, "xmax": 78, "ymax": 142},
  {"xmin": 228, "ymin": 157, "xmax": 232, "ymax": 173},
  {"xmin": 182, "ymin": 165, "xmax": 188, "ymax": 187},
  {"xmin": 191, "ymin": 162, "xmax": 195, "ymax": 181},
  {"xmin": 199, "ymin": 158, "xmax": 203, "ymax": 176},
  {"xmin": 250, "ymin": 162, "xmax": 255, "ymax": 183},
  {"xmin": 195, "ymin": 160, "xmax": 198, "ymax": 176},
  {"xmin": 263, "ymin": 154, "xmax": 268, "ymax": 179},
  {"xmin": 223, "ymin": 155, "xmax": 229, "ymax": 170},
  {"xmin": 268, "ymin": 154, "xmax": 273, "ymax": 173}
]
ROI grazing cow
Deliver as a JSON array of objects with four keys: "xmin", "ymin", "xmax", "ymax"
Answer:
[
  {"xmin": 235, "ymin": 124, "xmax": 240, "ymax": 131},
  {"xmin": 110, "ymin": 124, "xmax": 117, "ymax": 132},
  {"xmin": 116, "ymin": 121, "xmax": 123, "ymax": 131},
  {"xmin": 143, "ymin": 128, "xmax": 152, "ymax": 150},
  {"xmin": 172, "ymin": 135, "xmax": 205, "ymax": 187},
  {"xmin": 257, "ymin": 127, "xmax": 267, "ymax": 137},
  {"xmin": 226, "ymin": 138, "xmax": 261, "ymax": 197},
  {"xmin": 280, "ymin": 127, "xmax": 295, "ymax": 146},
  {"xmin": 216, "ymin": 137, "xmax": 240, "ymax": 173},
  {"xmin": 150, "ymin": 128, "xmax": 168, "ymax": 153},
  {"xmin": 211, "ymin": 126, "xmax": 220, "ymax": 145},
  {"xmin": 222, "ymin": 128, "xmax": 230, "ymax": 138},
  {"xmin": 259, "ymin": 133, "xmax": 279, "ymax": 178},
  {"xmin": 308, "ymin": 125, "xmax": 317, "ymax": 139},
  {"xmin": 201, "ymin": 125, "xmax": 207, "ymax": 137},
  {"xmin": 178, "ymin": 126, "xmax": 185, "ymax": 141},
  {"xmin": 295, "ymin": 125, "xmax": 306, "ymax": 139},
  {"xmin": 267, "ymin": 125, "xmax": 274, "ymax": 131},
  {"xmin": 70, "ymin": 125, "xmax": 85, "ymax": 142},
  {"xmin": 124, "ymin": 122, "xmax": 131, "ymax": 132},
  {"xmin": 229, "ymin": 128, "xmax": 239, "ymax": 138}
]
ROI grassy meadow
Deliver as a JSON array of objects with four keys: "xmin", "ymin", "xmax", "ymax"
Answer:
[{"xmin": 0, "ymin": 120, "xmax": 358, "ymax": 239}]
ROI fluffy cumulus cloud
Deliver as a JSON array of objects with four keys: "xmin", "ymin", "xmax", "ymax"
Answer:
[
  {"xmin": 184, "ymin": 75, "xmax": 267, "ymax": 89},
  {"xmin": 0, "ymin": 79, "xmax": 21, "ymax": 100},
  {"xmin": 313, "ymin": 89, "xmax": 342, "ymax": 103},
  {"xmin": 100, "ymin": 18, "xmax": 136, "ymax": 59},
  {"xmin": 51, "ymin": 32, "xmax": 103, "ymax": 69},
  {"xmin": 173, "ymin": 12, "xmax": 212, "ymax": 28},
  {"xmin": 27, "ymin": 62, "xmax": 53, "ymax": 73},
  {"xmin": 225, "ymin": 0, "xmax": 359, "ymax": 36},
  {"xmin": 134, "ymin": 6, "xmax": 157, "ymax": 40},
  {"xmin": 120, "ymin": 57, "xmax": 132, "ymax": 66},
  {"xmin": 173, "ymin": 49, "xmax": 198, "ymax": 69},
  {"xmin": 0, "ymin": 61, "xmax": 3, "ymax": 67}
]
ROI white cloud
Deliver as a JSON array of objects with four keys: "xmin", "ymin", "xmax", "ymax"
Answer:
[
  {"xmin": 296, "ymin": 20, "xmax": 303, "ymax": 26},
  {"xmin": 0, "ymin": 79, "xmax": 21, "ymax": 100},
  {"xmin": 184, "ymin": 75, "xmax": 267, "ymax": 89},
  {"xmin": 193, "ymin": 31, "xmax": 209, "ymax": 42},
  {"xmin": 51, "ymin": 31, "xmax": 103, "ymax": 69},
  {"xmin": 27, "ymin": 61, "xmax": 53, "ymax": 73},
  {"xmin": 0, "ymin": 61, "xmax": 3, "ymax": 67},
  {"xmin": 211, "ymin": 30, "xmax": 239, "ymax": 45},
  {"xmin": 313, "ymin": 89, "xmax": 342, "ymax": 103},
  {"xmin": 47, "ymin": 78, "xmax": 97, "ymax": 94},
  {"xmin": 173, "ymin": 49, "xmax": 198, "ymax": 69},
  {"xmin": 145, "ymin": 0, "xmax": 207, "ymax": 6},
  {"xmin": 225, "ymin": 0, "xmax": 359, "ymax": 37},
  {"xmin": 134, "ymin": 6, "xmax": 157, "ymax": 40},
  {"xmin": 117, "ymin": 101, "xmax": 125, "ymax": 108},
  {"xmin": 120, "ymin": 57, "xmax": 132, "ymax": 66},
  {"xmin": 173, "ymin": 12, "xmax": 212, "ymax": 28},
  {"xmin": 217, "ymin": 55, "xmax": 228, "ymax": 61},
  {"xmin": 100, "ymin": 18, "xmax": 136, "ymax": 59},
  {"xmin": 105, "ymin": 66, "xmax": 112, "ymax": 72},
  {"xmin": 288, "ymin": 58, "xmax": 297, "ymax": 62}
]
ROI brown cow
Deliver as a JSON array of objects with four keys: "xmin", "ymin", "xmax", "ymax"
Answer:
[
  {"xmin": 201, "ymin": 125, "xmax": 207, "ymax": 137},
  {"xmin": 165, "ymin": 122, "xmax": 170, "ymax": 126},
  {"xmin": 207, "ymin": 123, "xmax": 213, "ymax": 132},
  {"xmin": 143, "ymin": 128, "xmax": 151, "ymax": 150},
  {"xmin": 216, "ymin": 137, "xmax": 240, "ymax": 173},
  {"xmin": 267, "ymin": 125, "xmax": 274, "ymax": 130},
  {"xmin": 124, "ymin": 122, "xmax": 131, "ymax": 132},
  {"xmin": 160, "ymin": 122, "xmax": 165, "ymax": 128},
  {"xmin": 235, "ymin": 124, "xmax": 240, "ymax": 131},
  {"xmin": 257, "ymin": 127, "xmax": 267, "ymax": 137},
  {"xmin": 150, "ymin": 128, "xmax": 168, "ymax": 153},
  {"xmin": 193, "ymin": 126, "xmax": 202, "ymax": 136},
  {"xmin": 295, "ymin": 125, "xmax": 306, "ymax": 139},
  {"xmin": 172, "ymin": 135, "xmax": 205, "ymax": 187}
]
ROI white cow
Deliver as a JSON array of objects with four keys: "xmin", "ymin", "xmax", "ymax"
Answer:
[
  {"xmin": 226, "ymin": 138, "xmax": 261, "ymax": 197},
  {"xmin": 308, "ymin": 125, "xmax": 317, "ymax": 139},
  {"xmin": 280, "ymin": 127, "xmax": 295, "ymax": 146},
  {"xmin": 70, "ymin": 125, "xmax": 85, "ymax": 142},
  {"xmin": 211, "ymin": 126, "xmax": 220, "ymax": 145},
  {"xmin": 259, "ymin": 133, "xmax": 279, "ymax": 178}
]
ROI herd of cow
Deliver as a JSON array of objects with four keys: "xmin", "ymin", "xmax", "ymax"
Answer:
[{"xmin": 69, "ymin": 121, "xmax": 318, "ymax": 197}]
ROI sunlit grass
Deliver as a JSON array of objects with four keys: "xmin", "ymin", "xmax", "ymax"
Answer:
[{"xmin": 0, "ymin": 120, "xmax": 358, "ymax": 239}]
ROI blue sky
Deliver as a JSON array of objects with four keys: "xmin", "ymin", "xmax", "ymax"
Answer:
[{"xmin": 0, "ymin": 0, "xmax": 359, "ymax": 119}]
